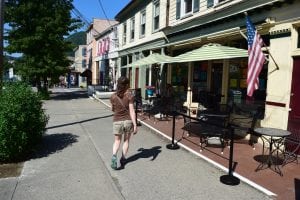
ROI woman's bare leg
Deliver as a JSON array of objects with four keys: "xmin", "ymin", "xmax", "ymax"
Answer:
[
  {"xmin": 113, "ymin": 134, "xmax": 122, "ymax": 155},
  {"xmin": 122, "ymin": 133, "xmax": 132, "ymax": 158}
]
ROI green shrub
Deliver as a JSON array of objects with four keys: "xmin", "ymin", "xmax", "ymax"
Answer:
[
  {"xmin": 37, "ymin": 87, "xmax": 50, "ymax": 100},
  {"xmin": 0, "ymin": 82, "xmax": 49, "ymax": 162}
]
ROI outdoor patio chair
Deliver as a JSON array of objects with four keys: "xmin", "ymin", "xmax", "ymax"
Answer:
[
  {"xmin": 142, "ymin": 97, "xmax": 171, "ymax": 124},
  {"xmin": 230, "ymin": 104, "xmax": 264, "ymax": 150},
  {"xmin": 181, "ymin": 110, "xmax": 200, "ymax": 138},
  {"xmin": 282, "ymin": 133, "xmax": 300, "ymax": 166},
  {"xmin": 181, "ymin": 109, "xmax": 230, "ymax": 154}
]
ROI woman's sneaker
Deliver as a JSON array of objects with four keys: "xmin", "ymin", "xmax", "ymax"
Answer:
[
  {"xmin": 120, "ymin": 157, "xmax": 126, "ymax": 168},
  {"xmin": 111, "ymin": 155, "xmax": 117, "ymax": 170}
]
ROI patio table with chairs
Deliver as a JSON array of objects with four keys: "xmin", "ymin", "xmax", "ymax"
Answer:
[{"xmin": 254, "ymin": 127, "xmax": 291, "ymax": 176}]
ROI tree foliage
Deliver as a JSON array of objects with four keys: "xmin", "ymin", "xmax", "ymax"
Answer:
[
  {"xmin": 4, "ymin": 0, "xmax": 83, "ymax": 89},
  {"xmin": 65, "ymin": 31, "xmax": 86, "ymax": 56}
]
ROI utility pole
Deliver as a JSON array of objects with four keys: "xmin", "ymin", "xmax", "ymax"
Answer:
[{"xmin": 0, "ymin": 0, "xmax": 4, "ymax": 92}]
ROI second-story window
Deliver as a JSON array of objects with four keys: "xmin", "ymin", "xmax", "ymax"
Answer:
[
  {"xmin": 184, "ymin": 0, "xmax": 192, "ymax": 14},
  {"xmin": 112, "ymin": 26, "xmax": 118, "ymax": 48},
  {"xmin": 140, "ymin": 10, "xmax": 146, "ymax": 38},
  {"xmin": 130, "ymin": 17, "xmax": 135, "ymax": 41},
  {"xmin": 153, "ymin": 0, "xmax": 160, "ymax": 31},
  {"xmin": 123, "ymin": 23, "xmax": 127, "ymax": 45},
  {"xmin": 82, "ymin": 47, "xmax": 86, "ymax": 56},
  {"xmin": 82, "ymin": 60, "xmax": 86, "ymax": 68},
  {"xmin": 207, "ymin": 0, "xmax": 227, "ymax": 8},
  {"xmin": 176, "ymin": 0, "xmax": 199, "ymax": 19}
]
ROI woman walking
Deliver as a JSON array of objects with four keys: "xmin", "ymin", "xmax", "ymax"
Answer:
[{"xmin": 110, "ymin": 76, "xmax": 137, "ymax": 169}]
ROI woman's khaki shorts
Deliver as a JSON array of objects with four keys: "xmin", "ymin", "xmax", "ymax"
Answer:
[{"xmin": 113, "ymin": 120, "xmax": 133, "ymax": 135}]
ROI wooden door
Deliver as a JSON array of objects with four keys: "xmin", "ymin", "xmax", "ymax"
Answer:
[
  {"xmin": 211, "ymin": 63, "xmax": 223, "ymax": 94},
  {"xmin": 288, "ymin": 57, "xmax": 300, "ymax": 154}
]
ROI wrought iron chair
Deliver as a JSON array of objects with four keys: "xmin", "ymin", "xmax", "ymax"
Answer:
[
  {"xmin": 230, "ymin": 104, "xmax": 264, "ymax": 150},
  {"xmin": 181, "ymin": 107, "xmax": 230, "ymax": 154},
  {"xmin": 282, "ymin": 133, "xmax": 300, "ymax": 166}
]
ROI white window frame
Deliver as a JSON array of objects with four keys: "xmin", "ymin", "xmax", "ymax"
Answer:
[
  {"xmin": 122, "ymin": 23, "xmax": 127, "ymax": 45},
  {"xmin": 140, "ymin": 10, "xmax": 146, "ymax": 38},
  {"xmin": 153, "ymin": 0, "xmax": 160, "ymax": 32},
  {"xmin": 130, "ymin": 17, "xmax": 135, "ymax": 41},
  {"xmin": 209, "ymin": 0, "xmax": 228, "ymax": 8}
]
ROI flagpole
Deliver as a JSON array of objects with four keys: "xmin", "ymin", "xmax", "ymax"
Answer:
[{"xmin": 263, "ymin": 44, "xmax": 280, "ymax": 74}]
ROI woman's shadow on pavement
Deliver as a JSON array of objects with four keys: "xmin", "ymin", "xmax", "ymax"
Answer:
[{"xmin": 118, "ymin": 146, "xmax": 161, "ymax": 170}]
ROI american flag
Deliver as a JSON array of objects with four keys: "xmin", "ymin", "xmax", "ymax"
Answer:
[{"xmin": 246, "ymin": 15, "xmax": 266, "ymax": 97}]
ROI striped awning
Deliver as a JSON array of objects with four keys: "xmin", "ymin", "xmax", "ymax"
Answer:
[
  {"xmin": 122, "ymin": 53, "xmax": 173, "ymax": 68},
  {"xmin": 169, "ymin": 43, "xmax": 248, "ymax": 63}
]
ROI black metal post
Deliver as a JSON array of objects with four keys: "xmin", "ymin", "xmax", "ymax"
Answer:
[
  {"xmin": 0, "ymin": 0, "xmax": 4, "ymax": 92},
  {"xmin": 166, "ymin": 111, "xmax": 180, "ymax": 150},
  {"xmin": 220, "ymin": 126, "xmax": 240, "ymax": 185},
  {"xmin": 135, "ymin": 98, "xmax": 141, "ymax": 126}
]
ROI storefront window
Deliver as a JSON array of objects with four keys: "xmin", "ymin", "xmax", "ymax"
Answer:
[
  {"xmin": 193, "ymin": 61, "xmax": 208, "ymax": 101},
  {"xmin": 228, "ymin": 59, "xmax": 267, "ymax": 105},
  {"xmin": 172, "ymin": 64, "xmax": 188, "ymax": 102}
]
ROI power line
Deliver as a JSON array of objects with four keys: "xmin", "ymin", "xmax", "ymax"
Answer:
[
  {"xmin": 70, "ymin": 0, "xmax": 138, "ymax": 59},
  {"xmin": 72, "ymin": 6, "xmax": 91, "ymax": 28},
  {"xmin": 96, "ymin": 0, "xmax": 112, "ymax": 26}
]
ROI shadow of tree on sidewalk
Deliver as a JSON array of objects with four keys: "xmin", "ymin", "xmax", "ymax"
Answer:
[
  {"xmin": 46, "ymin": 114, "xmax": 113, "ymax": 130},
  {"xmin": 50, "ymin": 90, "xmax": 88, "ymax": 100},
  {"xmin": 31, "ymin": 133, "xmax": 79, "ymax": 159}
]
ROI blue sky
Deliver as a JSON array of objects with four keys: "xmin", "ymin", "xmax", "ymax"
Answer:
[{"xmin": 72, "ymin": 0, "xmax": 131, "ymax": 23}]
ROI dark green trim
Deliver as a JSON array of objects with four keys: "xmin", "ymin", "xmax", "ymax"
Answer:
[{"xmin": 269, "ymin": 32, "xmax": 291, "ymax": 39}]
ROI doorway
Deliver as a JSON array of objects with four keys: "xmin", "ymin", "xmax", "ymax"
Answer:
[
  {"xmin": 209, "ymin": 63, "xmax": 223, "ymax": 108},
  {"xmin": 135, "ymin": 68, "xmax": 139, "ymax": 89},
  {"xmin": 288, "ymin": 57, "xmax": 300, "ymax": 154}
]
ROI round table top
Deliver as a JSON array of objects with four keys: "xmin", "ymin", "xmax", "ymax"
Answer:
[{"xmin": 254, "ymin": 127, "xmax": 291, "ymax": 137}]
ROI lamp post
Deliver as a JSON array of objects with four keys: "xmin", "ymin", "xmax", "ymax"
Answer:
[{"xmin": 0, "ymin": 0, "xmax": 4, "ymax": 91}]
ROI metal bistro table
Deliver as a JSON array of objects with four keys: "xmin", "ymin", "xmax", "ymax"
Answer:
[{"xmin": 254, "ymin": 127, "xmax": 291, "ymax": 176}]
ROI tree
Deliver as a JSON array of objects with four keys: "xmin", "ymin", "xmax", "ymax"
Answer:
[{"xmin": 4, "ymin": 0, "xmax": 82, "ymax": 90}]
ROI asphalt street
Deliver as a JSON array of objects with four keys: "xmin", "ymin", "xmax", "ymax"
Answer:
[{"xmin": 0, "ymin": 88, "xmax": 273, "ymax": 200}]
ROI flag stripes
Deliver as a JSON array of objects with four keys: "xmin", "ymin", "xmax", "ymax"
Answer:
[{"xmin": 246, "ymin": 16, "xmax": 266, "ymax": 97}]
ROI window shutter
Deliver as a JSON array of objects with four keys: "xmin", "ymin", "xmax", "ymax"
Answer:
[
  {"xmin": 207, "ymin": 0, "xmax": 214, "ymax": 8},
  {"xmin": 193, "ymin": 0, "xmax": 199, "ymax": 13},
  {"xmin": 176, "ymin": 0, "xmax": 181, "ymax": 19}
]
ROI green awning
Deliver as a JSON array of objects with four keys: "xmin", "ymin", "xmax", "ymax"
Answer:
[
  {"xmin": 122, "ymin": 53, "xmax": 173, "ymax": 68},
  {"xmin": 169, "ymin": 43, "xmax": 248, "ymax": 63}
]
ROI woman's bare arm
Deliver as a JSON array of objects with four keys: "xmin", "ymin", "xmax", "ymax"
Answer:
[{"xmin": 129, "ymin": 103, "xmax": 137, "ymax": 134}]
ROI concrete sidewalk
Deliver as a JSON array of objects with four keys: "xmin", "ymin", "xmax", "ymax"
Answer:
[{"xmin": 0, "ymin": 88, "xmax": 272, "ymax": 200}]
